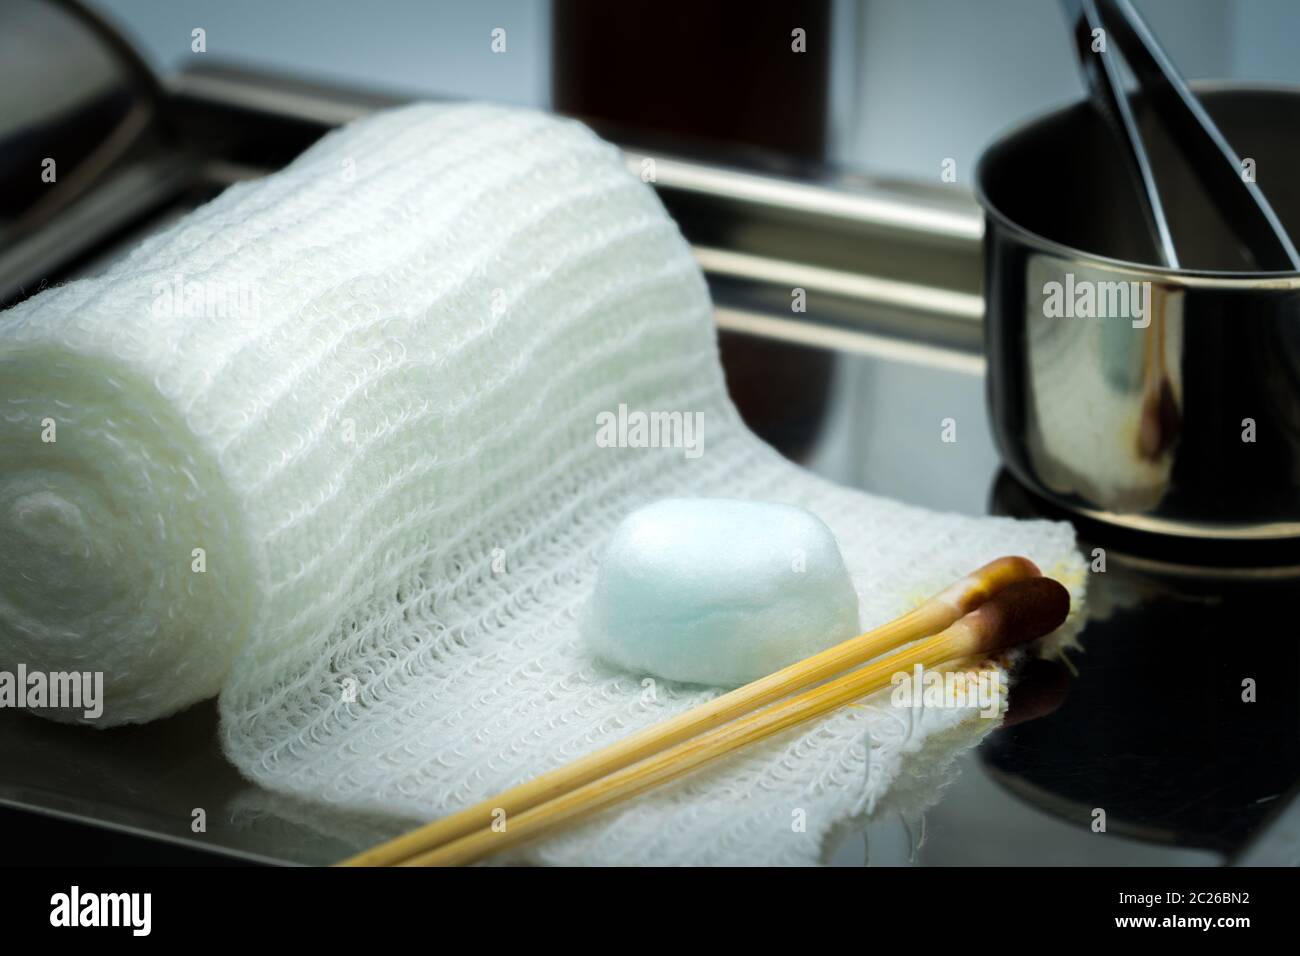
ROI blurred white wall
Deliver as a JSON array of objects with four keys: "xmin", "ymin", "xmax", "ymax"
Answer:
[
  {"xmin": 837, "ymin": 0, "xmax": 1241, "ymax": 180},
  {"xmin": 1229, "ymin": 0, "xmax": 1300, "ymax": 83},
  {"xmin": 87, "ymin": 0, "xmax": 1300, "ymax": 182},
  {"xmin": 90, "ymin": 0, "xmax": 552, "ymax": 107}
]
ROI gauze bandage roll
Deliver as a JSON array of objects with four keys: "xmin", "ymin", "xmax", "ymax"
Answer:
[
  {"xmin": 0, "ymin": 350, "xmax": 257, "ymax": 723},
  {"xmin": 0, "ymin": 103, "xmax": 1085, "ymax": 865}
]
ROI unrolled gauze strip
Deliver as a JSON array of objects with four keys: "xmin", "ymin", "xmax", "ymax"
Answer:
[{"xmin": 0, "ymin": 103, "xmax": 1085, "ymax": 864}]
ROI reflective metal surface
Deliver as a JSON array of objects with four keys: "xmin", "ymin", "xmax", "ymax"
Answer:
[
  {"xmin": 985, "ymin": 473, "xmax": 1300, "ymax": 861},
  {"xmin": 0, "ymin": 0, "xmax": 168, "ymax": 245},
  {"xmin": 979, "ymin": 85, "xmax": 1300, "ymax": 540}
]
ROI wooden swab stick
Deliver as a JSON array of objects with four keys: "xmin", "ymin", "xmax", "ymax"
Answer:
[
  {"xmin": 403, "ymin": 577, "xmax": 1069, "ymax": 866},
  {"xmin": 338, "ymin": 555, "xmax": 1040, "ymax": 867}
]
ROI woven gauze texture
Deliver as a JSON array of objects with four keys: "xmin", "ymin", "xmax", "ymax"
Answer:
[{"xmin": 0, "ymin": 103, "xmax": 1085, "ymax": 864}]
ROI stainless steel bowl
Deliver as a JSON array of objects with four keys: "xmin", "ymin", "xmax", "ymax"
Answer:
[{"xmin": 977, "ymin": 83, "xmax": 1300, "ymax": 541}]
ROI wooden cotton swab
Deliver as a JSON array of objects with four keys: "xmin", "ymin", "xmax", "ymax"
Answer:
[
  {"xmin": 337, "ymin": 555, "xmax": 1040, "ymax": 867},
  {"xmin": 402, "ymin": 576, "xmax": 1070, "ymax": 866}
]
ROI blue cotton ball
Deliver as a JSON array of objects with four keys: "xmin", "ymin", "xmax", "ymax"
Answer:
[{"xmin": 582, "ymin": 498, "xmax": 861, "ymax": 686}]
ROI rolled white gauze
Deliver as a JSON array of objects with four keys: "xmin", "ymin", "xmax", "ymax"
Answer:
[
  {"xmin": 583, "ymin": 498, "xmax": 860, "ymax": 685},
  {"xmin": 2, "ymin": 101, "xmax": 713, "ymax": 727},
  {"xmin": 0, "ymin": 102, "xmax": 1085, "ymax": 865},
  {"xmin": 0, "ymin": 349, "xmax": 259, "ymax": 722}
]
